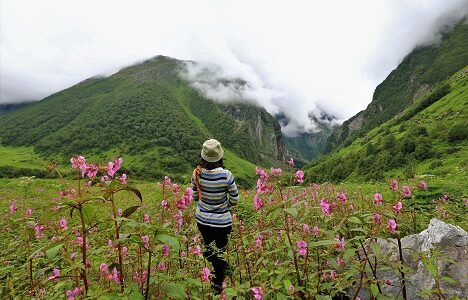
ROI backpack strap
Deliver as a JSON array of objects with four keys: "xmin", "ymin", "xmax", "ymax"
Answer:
[{"xmin": 192, "ymin": 165, "xmax": 203, "ymax": 201}]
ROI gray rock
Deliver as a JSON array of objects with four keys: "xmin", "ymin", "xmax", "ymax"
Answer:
[{"xmin": 352, "ymin": 218, "xmax": 467, "ymax": 299}]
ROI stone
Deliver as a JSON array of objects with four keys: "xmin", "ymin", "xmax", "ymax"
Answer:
[{"xmin": 352, "ymin": 218, "xmax": 467, "ymax": 299}]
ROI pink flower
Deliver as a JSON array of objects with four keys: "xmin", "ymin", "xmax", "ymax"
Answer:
[
  {"xmin": 313, "ymin": 225, "xmax": 319, "ymax": 237},
  {"xmin": 70, "ymin": 252, "xmax": 76, "ymax": 260},
  {"xmin": 388, "ymin": 219, "xmax": 397, "ymax": 234},
  {"xmin": 255, "ymin": 234, "xmax": 264, "ymax": 248},
  {"xmin": 107, "ymin": 157, "xmax": 123, "ymax": 177},
  {"xmin": 117, "ymin": 208, "xmax": 123, "ymax": 217},
  {"xmin": 253, "ymin": 194, "xmax": 264, "ymax": 211},
  {"xmin": 418, "ymin": 181, "xmax": 428, "ymax": 191},
  {"xmin": 118, "ymin": 173, "xmax": 128, "ymax": 185},
  {"xmin": 270, "ymin": 167, "xmax": 283, "ymax": 177},
  {"xmin": 48, "ymin": 268, "xmax": 60, "ymax": 280},
  {"xmin": 373, "ymin": 193, "xmax": 383, "ymax": 205},
  {"xmin": 158, "ymin": 262, "xmax": 167, "ymax": 271},
  {"xmin": 296, "ymin": 240, "xmax": 308, "ymax": 256},
  {"xmin": 111, "ymin": 267, "xmax": 119, "ymax": 283},
  {"xmin": 192, "ymin": 245, "xmax": 202, "ymax": 256},
  {"xmin": 122, "ymin": 246, "xmax": 128, "ymax": 257},
  {"xmin": 100, "ymin": 263, "xmax": 109, "ymax": 274},
  {"xmin": 65, "ymin": 288, "xmax": 81, "ymax": 300},
  {"xmin": 164, "ymin": 176, "xmax": 171, "ymax": 187},
  {"xmin": 161, "ymin": 199, "xmax": 168, "ymax": 209},
  {"xmin": 288, "ymin": 284, "xmax": 295, "ymax": 294},
  {"xmin": 295, "ymin": 170, "xmax": 304, "ymax": 184},
  {"xmin": 337, "ymin": 256, "xmax": 345, "ymax": 266},
  {"xmin": 59, "ymin": 218, "xmax": 68, "ymax": 231},
  {"xmin": 330, "ymin": 270, "xmax": 337, "ymax": 279},
  {"xmin": 86, "ymin": 180, "xmax": 92, "ymax": 187},
  {"xmin": 86, "ymin": 164, "xmax": 98, "ymax": 178},
  {"xmin": 100, "ymin": 175, "xmax": 110, "ymax": 183},
  {"xmin": 256, "ymin": 178, "xmax": 266, "ymax": 194},
  {"xmin": 9, "ymin": 200, "xmax": 17, "ymax": 214},
  {"xmin": 303, "ymin": 224, "xmax": 310, "ymax": 235},
  {"xmin": 25, "ymin": 208, "xmax": 33, "ymax": 217},
  {"xmin": 70, "ymin": 156, "xmax": 87, "ymax": 176},
  {"xmin": 143, "ymin": 213, "xmax": 150, "ymax": 223},
  {"xmin": 172, "ymin": 183, "xmax": 180, "ymax": 194},
  {"xmin": 334, "ymin": 235, "xmax": 345, "ymax": 251},
  {"xmin": 287, "ymin": 158, "xmax": 294, "ymax": 166},
  {"xmin": 275, "ymin": 260, "xmax": 280, "ymax": 267},
  {"xmin": 251, "ymin": 287, "xmax": 263, "ymax": 300},
  {"xmin": 107, "ymin": 239, "xmax": 114, "ymax": 248},
  {"xmin": 402, "ymin": 186, "xmax": 411, "ymax": 198},
  {"xmin": 336, "ymin": 192, "xmax": 347, "ymax": 203},
  {"xmin": 173, "ymin": 210, "xmax": 183, "ymax": 231},
  {"xmin": 255, "ymin": 167, "xmax": 269, "ymax": 180},
  {"xmin": 319, "ymin": 199, "xmax": 331, "ymax": 216},
  {"xmin": 373, "ymin": 213, "xmax": 381, "ymax": 225},
  {"xmin": 392, "ymin": 201, "xmax": 403, "ymax": 214},
  {"xmin": 201, "ymin": 267, "xmax": 211, "ymax": 282},
  {"xmin": 390, "ymin": 179, "xmax": 398, "ymax": 191},
  {"xmin": 141, "ymin": 235, "xmax": 149, "ymax": 249},
  {"xmin": 34, "ymin": 223, "xmax": 45, "ymax": 239},
  {"xmin": 162, "ymin": 244, "xmax": 170, "ymax": 257}
]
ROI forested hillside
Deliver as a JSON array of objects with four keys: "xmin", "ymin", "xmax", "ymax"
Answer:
[{"xmin": 0, "ymin": 56, "xmax": 285, "ymax": 184}]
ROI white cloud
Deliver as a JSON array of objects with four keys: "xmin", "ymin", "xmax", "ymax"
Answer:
[{"xmin": 1, "ymin": 0, "xmax": 467, "ymax": 134}]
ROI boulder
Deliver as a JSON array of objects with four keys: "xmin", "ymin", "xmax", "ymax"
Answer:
[{"xmin": 352, "ymin": 218, "xmax": 467, "ymax": 299}]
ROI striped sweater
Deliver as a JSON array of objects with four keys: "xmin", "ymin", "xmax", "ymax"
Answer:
[{"xmin": 191, "ymin": 167, "xmax": 239, "ymax": 227}]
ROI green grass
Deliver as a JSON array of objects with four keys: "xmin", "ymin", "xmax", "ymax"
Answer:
[{"xmin": 0, "ymin": 145, "xmax": 45, "ymax": 169}]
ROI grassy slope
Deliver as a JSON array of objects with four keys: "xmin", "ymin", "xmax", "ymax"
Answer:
[{"xmin": 305, "ymin": 67, "xmax": 467, "ymax": 191}]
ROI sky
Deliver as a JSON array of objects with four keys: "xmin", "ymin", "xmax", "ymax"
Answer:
[{"xmin": 1, "ymin": 0, "xmax": 467, "ymax": 134}]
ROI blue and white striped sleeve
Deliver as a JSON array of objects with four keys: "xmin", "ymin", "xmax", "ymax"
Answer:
[{"xmin": 226, "ymin": 171, "xmax": 239, "ymax": 206}]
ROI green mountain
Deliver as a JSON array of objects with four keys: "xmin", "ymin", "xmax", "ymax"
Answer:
[
  {"xmin": 283, "ymin": 121, "xmax": 334, "ymax": 167},
  {"xmin": 305, "ymin": 66, "xmax": 467, "ymax": 183},
  {"xmin": 0, "ymin": 56, "xmax": 286, "ymax": 185},
  {"xmin": 326, "ymin": 21, "xmax": 468, "ymax": 152}
]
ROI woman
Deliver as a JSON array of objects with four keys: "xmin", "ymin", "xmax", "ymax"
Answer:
[{"xmin": 191, "ymin": 139, "xmax": 239, "ymax": 294}]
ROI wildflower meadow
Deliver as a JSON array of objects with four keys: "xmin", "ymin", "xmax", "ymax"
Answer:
[{"xmin": 1, "ymin": 156, "xmax": 466, "ymax": 299}]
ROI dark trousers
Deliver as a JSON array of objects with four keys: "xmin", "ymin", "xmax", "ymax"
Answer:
[{"xmin": 197, "ymin": 223, "xmax": 232, "ymax": 287}]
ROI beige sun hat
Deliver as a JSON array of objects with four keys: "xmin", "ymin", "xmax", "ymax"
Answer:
[{"xmin": 201, "ymin": 139, "xmax": 224, "ymax": 162}]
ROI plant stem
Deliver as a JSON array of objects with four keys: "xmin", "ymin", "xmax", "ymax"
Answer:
[
  {"xmin": 397, "ymin": 238, "xmax": 407, "ymax": 300},
  {"xmin": 110, "ymin": 193, "xmax": 125, "ymax": 292},
  {"xmin": 145, "ymin": 251, "xmax": 152, "ymax": 300},
  {"xmin": 359, "ymin": 240, "xmax": 382, "ymax": 293},
  {"xmin": 353, "ymin": 259, "xmax": 367, "ymax": 300},
  {"xmin": 78, "ymin": 206, "xmax": 89, "ymax": 294}
]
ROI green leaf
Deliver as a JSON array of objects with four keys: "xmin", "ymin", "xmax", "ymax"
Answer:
[
  {"xmin": 348, "ymin": 216, "xmax": 362, "ymax": 224},
  {"xmin": 225, "ymin": 287, "xmax": 238, "ymax": 296},
  {"xmin": 119, "ymin": 187, "xmax": 143, "ymax": 202},
  {"xmin": 46, "ymin": 243, "xmax": 64, "ymax": 260},
  {"xmin": 122, "ymin": 206, "xmax": 140, "ymax": 218},
  {"xmin": 161, "ymin": 282, "xmax": 185, "ymax": 299},
  {"xmin": 370, "ymin": 242, "xmax": 381, "ymax": 257},
  {"xmin": 370, "ymin": 283, "xmax": 379, "ymax": 296},
  {"xmin": 441, "ymin": 276, "xmax": 458, "ymax": 285},
  {"xmin": 426, "ymin": 263, "xmax": 438, "ymax": 277},
  {"xmin": 308, "ymin": 240, "xmax": 336, "ymax": 248},
  {"xmin": 276, "ymin": 293, "xmax": 288, "ymax": 300},
  {"xmin": 283, "ymin": 279, "xmax": 292, "ymax": 292},
  {"xmin": 283, "ymin": 207, "xmax": 298, "ymax": 219},
  {"xmin": 155, "ymin": 233, "xmax": 180, "ymax": 251}
]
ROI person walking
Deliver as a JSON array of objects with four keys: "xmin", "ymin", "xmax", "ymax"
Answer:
[{"xmin": 191, "ymin": 139, "xmax": 239, "ymax": 294}]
